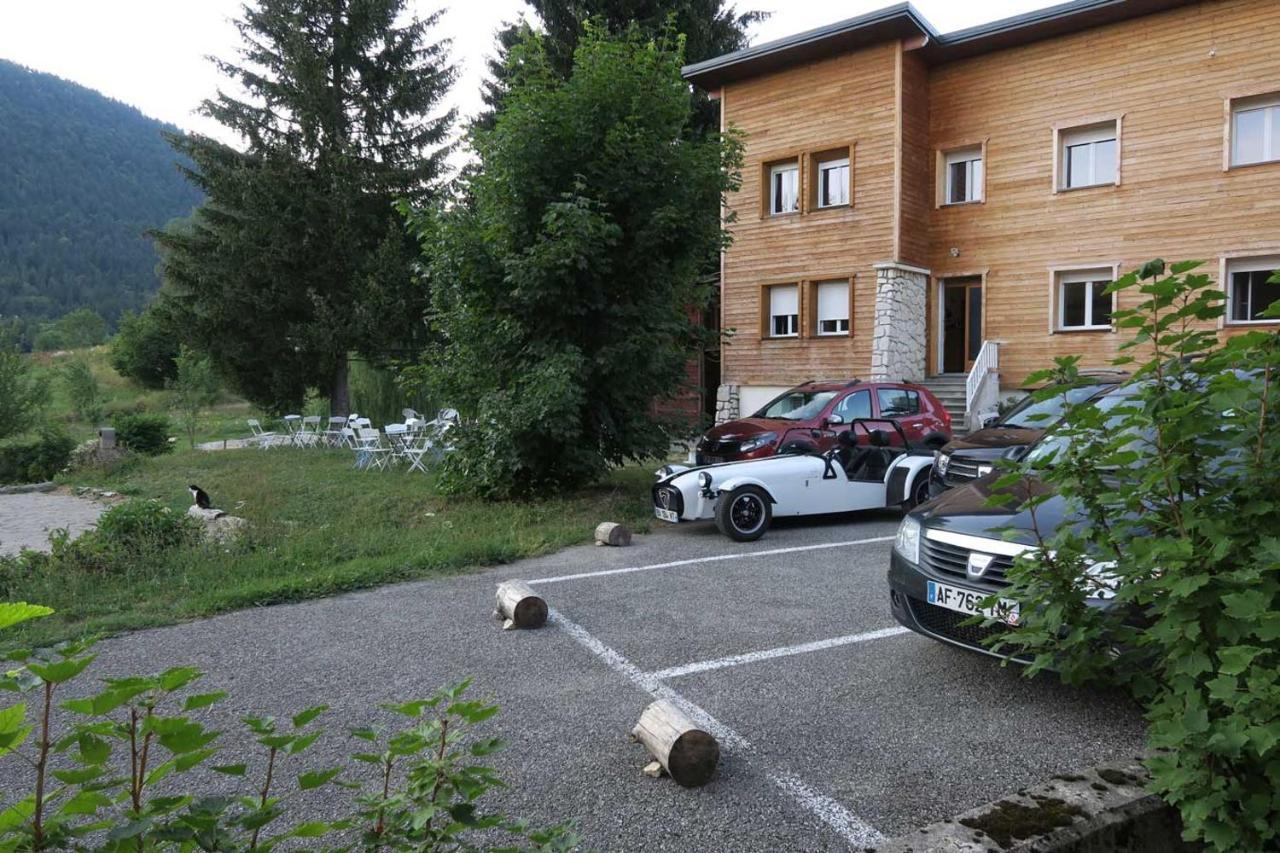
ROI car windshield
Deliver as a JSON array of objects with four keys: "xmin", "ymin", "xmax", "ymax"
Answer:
[
  {"xmin": 753, "ymin": 390, "xmax": 838, "ymax": 420},
  {"xmin": 1023, "ymin": 392, "xmax": 1146, "ymax": 465},
  {"xmin": 1000, "ymin": 383, "xmax": 1109, "ymax": 429}
]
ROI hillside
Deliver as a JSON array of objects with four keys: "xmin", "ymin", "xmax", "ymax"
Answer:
[{"xmin": 0, "ymin": 59, "xmax": 202, "ymax": 325}]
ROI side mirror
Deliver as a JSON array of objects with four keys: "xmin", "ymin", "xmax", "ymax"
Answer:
[{"xmin": 826, "ymin": 413, "xmax": 845, "ymax": 426}]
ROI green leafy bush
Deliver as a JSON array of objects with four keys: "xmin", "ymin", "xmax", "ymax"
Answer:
[
  {"xmin": 59, "ymin": 356, "xmax": 102, "ymax": 423},
  {"xmin": 0, "ymin": 346, "xmax": 48, "ymax": 440},
  {"xmin": 0, "ymin": 427, "xmax": 74, "ymax": 484},
  {"xmin": 109, "ymin": 307, "xmax": 180, "ymax": 389},
  {"xmin": 0, "ymin": 603, "xmax": 576, "ymax": 851},
  {"xmin": 112, "ymin": 411, "xmax": 173, "ymax": 455},
  {"xmin": 95, "ymin": 499, "xmax": 198, "ymax": 553},
  {"xmin": 987, "ymin": 261, "xmax": 1280, "ymax": 850}
]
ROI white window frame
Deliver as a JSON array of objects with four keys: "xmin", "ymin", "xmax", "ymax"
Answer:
[
  {"xmin": 1057, "ymin": 121, "xmax": 1119, "ymax": 190},
  {"xmin": 768, "ymin": 284, "xmax": 799, "ymax": 338},
  {"xmin": 1230, "ymin": 95, "xmax": 1280, "ymax": 167},
  {"xmin": 943, "ymin": 146, "xmax": 983, "ymax": 205},
  {"xmin": 1225, "ymin": 255, "xmax": 1280, "ymax": 325},
  {"xmin": 815, "ymin": 280, "xmax": 850, "ymax": 336},
  {"xmin": 1056, "ymin": 269, "xmax": 1115, "ymax": 331},
  {"xmin": 769, "ymin": 163, "xmax": 799, "ymax": 215},
  {"xmin": 816, "ymin": 157, "xmax": 849, "ymax": 208}
]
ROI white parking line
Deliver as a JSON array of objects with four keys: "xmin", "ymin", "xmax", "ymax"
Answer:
[
  {"xmin": 526, "ymin": 535, "xmax": 895, "ymax": 586},
  {"xmin": 645, "ymin": 626, "xmax": 911, "ymax": 681},
  {"xmin": 550, "ymin": 608, "xmax": 886, "ymax": 848}
]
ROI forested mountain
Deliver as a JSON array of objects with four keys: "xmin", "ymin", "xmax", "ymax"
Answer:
[{"xmin": 0, "ymin": 59, "xmax": 202, "ymax": 326}]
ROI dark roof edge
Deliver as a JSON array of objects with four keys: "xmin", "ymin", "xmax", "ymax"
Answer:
[{"xmin": 683, "ymin": 0, "xmax": 1199, "ymax": 88}]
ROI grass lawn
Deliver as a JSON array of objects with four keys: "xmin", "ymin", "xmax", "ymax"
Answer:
[{"xmin": 6, "ymin": 448, "xmax": 656, "ymax": 648}]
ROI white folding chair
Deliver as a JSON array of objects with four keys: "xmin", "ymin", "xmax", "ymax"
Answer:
[
  {"xmin": 298, "ymin": 415, "xmax": 323, "ymax": 447},
  {"xmin": 246, "ymin": 418, "xmax": 279, "ymax": 449},
  {"xmin": 281, "ymin": 415, "xmax": 303, "ymax": 446},
  {"xmin": 353, "ymin": 428, "xmax": 392, "ymax": 471},
  {"xmin": 323, "ymin": 416, "xmax": 347, "ymax": 448}
]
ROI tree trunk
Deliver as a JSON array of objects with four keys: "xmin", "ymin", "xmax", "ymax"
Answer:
[
  {"xmin": 494, "ymin": 581, "xmax": 548, "ymax": 629},
  {"xmin": 632, "ymin": 699, "xmax": 719, "ymax": 787},
  {"xmin": 330, "ymin": 357, "xmax": 350, "ymax": 417}
]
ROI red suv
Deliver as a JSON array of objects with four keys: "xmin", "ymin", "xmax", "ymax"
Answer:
[{"xmin": 694, "ymin": 379, "xmax": 952, "ymax": 465}]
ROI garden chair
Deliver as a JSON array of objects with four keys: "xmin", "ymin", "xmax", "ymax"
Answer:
[
  {"xmin": 281, "ymin": 414, "xmax": 303, "ymax": 446},
  {"xmin": 401, "ymin": 430, "xmax": 434, "ymax": 474},
  {"xmin": 384, "ymin": 423, "xmax": 412, "ymax": 467},
  {"xmin": 323, "ymin": 416, "xmax": 347, "ymax": 447},
  {"xmin": 339, "ymin": 426, "xmax": 357, "ymax": 450},
  {"xmin": 246, "ymin": 418, "xmax": 279, "ymax": 449},
  {"xmin": 299, "ymin": 415, "xmax": 323, "ymax": 447},
  {"xmin": 353, "ymin": 428, "xmax": 392, "ymax": 471}
]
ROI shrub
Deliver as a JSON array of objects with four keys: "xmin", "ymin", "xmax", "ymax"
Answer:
[
  {"xmin": 109, "ymin": 307, "xmax": 180, "ymax": 389},
  {"xmin": 112, "ymin": 412, "xmax": 173, "ymax": 455},
  {"xmin": 0, "ymin": 603, "xmax": 577, "ymax": 851},
  {"xmin": 94, "ymin": 499, "xmax": 198, "ymax": 553},
  {"xmin": 59, "ymin": 356, "xmax": 102, "ymax": 423},
  {"xmin": 168, "ymin": 345, "xmax": 221, "ymax": 448},
  {"xmin": 0, "ymin": 346, "xmax": 48, "ymax": 440},
  {"xmin": 0, "ymin": 427, "xmax": 74, "ymax": 484},
  {"xmin": 987, "ymin": 261, "xmax": 1280, "ymax": 851}
]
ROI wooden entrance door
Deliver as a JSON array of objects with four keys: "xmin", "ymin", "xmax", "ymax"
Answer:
[{"xmin": 941, "ymin": 278, "xmax": 983, "ymax": 374}]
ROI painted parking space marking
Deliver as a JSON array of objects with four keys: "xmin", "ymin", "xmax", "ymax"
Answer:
[
  {"xmin": 526, "ymin": 535, "xmax": 895, "ymax": 586},
  {"xmin": 550, "ymin": 607, "xmax": 886, "ymax": 848},
  {"xmin": 645, "ymin": 626, "xmax": 912, "ymax": 681}
]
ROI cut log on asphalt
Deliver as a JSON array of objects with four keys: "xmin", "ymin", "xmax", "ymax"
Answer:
[
  {"xmin": 493, "ymin": 580, "xmax": 548, "ymax": 630},
  {"xmin": 632, "ymin": 699, "xmax": 719, "ymax": 787},
  {"xmin": 594, "ymin": 522, "xmax": 632, "ymax": 547}
]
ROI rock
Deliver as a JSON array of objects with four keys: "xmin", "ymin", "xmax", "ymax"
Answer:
[{"xmin": 187, "ymin": 505, "xmax": 248, "ymax": 544}]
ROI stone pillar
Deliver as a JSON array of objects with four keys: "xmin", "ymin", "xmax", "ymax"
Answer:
[
  {"xmin": 871, "ymin": 262, "xmax": 929, "ymax": 383},
  {"xmin": 713, "ymin": 384, "xmax": 740, "ymax": 424}
]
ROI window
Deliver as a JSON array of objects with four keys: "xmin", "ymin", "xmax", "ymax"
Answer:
[
  {"xmin": 1231, "ymin": 95, "xmax": 1280, "ymax": 166},
  {"xmin": 769, "ymin": 163, "xmax": 799, "ymax": 215},
  {"xmin": 1059, "ymin": 122, "xmax": 1118, "ymax": 189},
  {"xmin": 1227, "ymin": 257, "xmax": 1280, "ymax": 323},
  {"xmin": 877, "ymin": 388, "xmax": 921, "ymax": 417},
  {"xmin": 833, "ymin": 390, "xmax": 871, "ymax": 421},
  {"xmin": 817, "ymin": 158, "xmax": 849, "ymax": 208},
  {"xmin": 1057, "ymin": 269, "xmax": 1114, "ymax": 330},
  {"xmin": 815, "ymin": 281, "xmax": 850, "ymax": 335},
  {"xmin": 943, "ymin": 146, "xmax": 983, "ymax": 204},
  {"xmin": 768, "ymin": 284, "xmax": 799, "ymax": 337}
]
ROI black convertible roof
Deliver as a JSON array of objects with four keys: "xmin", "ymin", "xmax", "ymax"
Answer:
[{"xmin": 682, "ymin": 0, "xmax": 1200, "ymax": 89}]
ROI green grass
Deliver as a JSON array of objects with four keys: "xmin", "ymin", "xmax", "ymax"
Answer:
[{"xmin": 7, "ymin": 448, "xmax": 655, "ymax": 648}]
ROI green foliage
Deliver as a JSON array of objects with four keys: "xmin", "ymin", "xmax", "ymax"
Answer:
[
  {"xmin": 168, "ymin": 345, "xmax": 221, "ymax": 449},
  {"xmin": 0, "ymin": 426, "xmax": 74, "ymax": 485},
  {"xmin": 112, "ymin": 412, "xmax": 172, "ymax": 456},
  {"xmin": 0, "ymin": 60, "xmax": 202, "ymax": 327},
  {"xmin": 348, "ymin": 358, "xmax": 435, "ymax": 427},
  {"xmin": 109, "ymin": 307, "xmax": 180, "ymax": 389},
  {"xmin": 0, "ymin": 605, "xmax": 575, "ymax": 851},
  {"xmin": 406, "ymin": 25, "xmax": 742, "ymax": 498},
  {"xmin": 986, "ymin": 262, "xmax": 1280, "ymax": 850},
  {"xmin": 95, "ymin": 499, "xmax": 199, "ymax": 554},
  {"xmin": 153, "ymin": 0, "xmax": 454, "ymax": 414},
  {"xmin": 0, "ymin": 347, "xmax": 47, "ymax": 440},
  {"xmin": 33, "ymin": 308, "xmax": 109, "ymax": 352},
  {"xmin": 59, "ymin": 356, "xmax": 102, "ymax": 423}
]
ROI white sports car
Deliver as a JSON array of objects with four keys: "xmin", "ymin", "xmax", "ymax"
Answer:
[{"xmin": 652, "ymin": 421, "xmax": 936, "ymax": 541}]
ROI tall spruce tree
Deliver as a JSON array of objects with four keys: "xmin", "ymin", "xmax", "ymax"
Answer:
[
  {"xmin": 477, "ymin": 0, "xmax": 765, "ymax": 133},
  {"xmin": 154, "ymin": 0, "xmax": 454, "ymax": 414}
]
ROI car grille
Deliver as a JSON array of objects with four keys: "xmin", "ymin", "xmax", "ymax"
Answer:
[
  {"xmin": 920, "ymin": 536, "xmax": 1016, "ymax": 586},
  {"xmin": 942, "ymin": 455, "xmax": 984, "ymax": 484},
  {"xmin": 698, "ymin": 439, "xmax": 741, "ymax": 456},
  {"xmin": 909, "ymin": 596, "xmax": 1009, "ymax": 649},
  {"xmin": 651, "ymin": 484, "xmax": 684, "ymax": 516}
]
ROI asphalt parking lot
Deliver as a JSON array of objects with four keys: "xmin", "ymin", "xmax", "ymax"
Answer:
[{"xmin": 19, "ymin": 512, "xmax": 1147, "ymax": 850}]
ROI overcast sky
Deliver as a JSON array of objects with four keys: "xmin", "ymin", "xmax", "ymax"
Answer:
[{"xmin": 0, "ymin": 0, "xmax": 1053, "ymax": 164}]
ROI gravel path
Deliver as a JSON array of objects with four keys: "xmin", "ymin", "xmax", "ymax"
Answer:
[{"xmin": 0, "ymin": 491, "xmax": 107, "ymax": 555}]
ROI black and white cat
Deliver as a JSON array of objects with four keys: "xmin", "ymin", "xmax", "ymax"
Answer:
[{"xmin": 188, "ymin": 484, "xmax": 212, "ymax": 510}]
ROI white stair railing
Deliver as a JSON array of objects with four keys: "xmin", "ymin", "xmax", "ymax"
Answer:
[{"xmin": 965, "ymin": 341, "xmax": 1000, "ymax": 432}]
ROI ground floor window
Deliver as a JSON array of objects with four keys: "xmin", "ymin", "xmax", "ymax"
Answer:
[
  {"xmin": 1227, "ymin": 257, "xmax": 1280, "ymax": 324},
  {"xmin": 1057, "ymin": 269, "xmax": 1114, "ymax": 331}
]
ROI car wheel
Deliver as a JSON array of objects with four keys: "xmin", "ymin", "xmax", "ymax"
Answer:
[
  {"xmin": 904, "ymin": 471, "xmax": 931, "ymax": 509},
  {"xmin": 715, "ymin": 486, "xmax": 772, "ymax": 542}
]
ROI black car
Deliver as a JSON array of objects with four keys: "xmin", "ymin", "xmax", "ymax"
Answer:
[
  {"xmin": 928, "ymin": 373, "xmax": 1127, "ymax": 497},
  {"xmin": 889, "ymin": 388, "xmax": 1138, "ymax": 659}
]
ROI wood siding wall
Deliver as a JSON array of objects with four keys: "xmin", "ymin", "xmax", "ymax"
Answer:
[{"xmin": 718, "ymin": 0, "xmax": 1280, "ymax": 390}]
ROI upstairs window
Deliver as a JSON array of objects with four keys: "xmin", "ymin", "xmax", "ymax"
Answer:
[
  {"xmin": 1059, "ymin": 122, "xmax": 1118, "ymax": 190},
  {"xmin": 1057, "ymin": 269, "xmax": 1114, "ymax": 330},
  {"xmin": 768, "ymin": 284, "xmax": 799, "ymax": 337},
  {"xmin": 943, "ymin": 146, "xmax": 983, "ymax": 204},
  {"xmin": 1231, "ymin": 95, "xmax": 1280, "ymax": 167},
  {"xmin": 1227, "ymin": 257, "xmax": 1280, "ymax": 324},
  {"xmin": 769, "ymin": 163, "xmax": 799, "ymax": 215},
  {"xmin": 815, "ymin": 280, "xmax": 850, "ymax": 335},
  {"xmin": 817, "ymin": 158, "xmax": 849, "ymax": 208}
]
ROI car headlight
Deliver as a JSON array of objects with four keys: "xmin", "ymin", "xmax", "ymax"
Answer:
[
  {"xmin": 698, "ymin": 471, "xmax": 713, "ymax": 491},
  {"xmin": 738, "ymin": 432, "xmax": 777, "ymax": 453},
  {"xmin": 935, "ymin": 452, "xmax": 950, "ymax": 476},
  {"xmin": 655, "ymin": 464, "xmax": 673, "ymax": 481},
  {"xmin": 894, "ymin": 516, "xmax": 921, "ymax": 565},
  {"xmin": 977, "ymin": 464, "xmax": 994, "ymax": 478}
]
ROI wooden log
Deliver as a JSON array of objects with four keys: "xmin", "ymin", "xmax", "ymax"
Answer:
[
  {"xmin": 493, "ymin": 581, "xmax": 548, "ymax": 630},
  {"xmin": 631, "ymin": 699, "xmax": 719, "ymax": 787},
  {"xmin": 594, "ymin": 522, "xmax": 632, "ymax": 547}
]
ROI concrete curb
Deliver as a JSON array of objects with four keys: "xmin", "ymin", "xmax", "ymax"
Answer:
[
  {"xmin": 872, "ymin": 758, "xmax": 1199, "ymax": 852},
  {"xmin": 0, "ymin": 481, "xmax": 56, "ymax": 495}
]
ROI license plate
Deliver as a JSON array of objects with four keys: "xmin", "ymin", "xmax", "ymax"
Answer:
[
  {"xmin": 926, "ymin": 580, "xmax": 1020, "ymax": 626},
  {"xmin": 654, "ymin": 507, "xmax": 679, "ymax": 523}
]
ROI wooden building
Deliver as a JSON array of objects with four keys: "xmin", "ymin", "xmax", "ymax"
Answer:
[{"xmin": 683, "ymin": 0, "xmax": 1280, "ymax": 427}]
